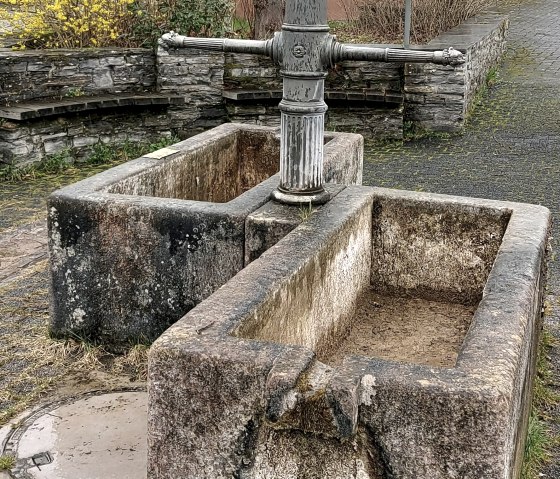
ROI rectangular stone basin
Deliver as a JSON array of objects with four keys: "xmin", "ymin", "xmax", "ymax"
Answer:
[
  {"xmin": 48, "ymin": 123, "xmax": 363, "ymax": 349},
  {"xmin": 148, "ymin": 186, "xmax": 550, "ymax": 479},
  {"xmin": 106, "ymin": 127, "xmax": 280, "ymax": 203}
]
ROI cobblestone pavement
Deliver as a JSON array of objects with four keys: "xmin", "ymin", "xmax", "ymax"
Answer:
[{"xmin": 363, "ymin": 0, "xmax": 560, "ymax": 475}]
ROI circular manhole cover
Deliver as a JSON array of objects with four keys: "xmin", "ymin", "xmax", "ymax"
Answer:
[{"xmin": 2, "ymin": 389, "xmax": 147, "ymax": 479}]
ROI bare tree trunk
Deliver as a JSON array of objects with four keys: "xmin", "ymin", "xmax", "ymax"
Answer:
[{"xmin": 253, "ymin": 0, "xmax": 284, "ymax": 39}]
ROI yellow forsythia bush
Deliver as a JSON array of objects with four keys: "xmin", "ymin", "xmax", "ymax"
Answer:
[{"xmin": 1, "ymin": 0, "xmax": 140, "ymax": 48}]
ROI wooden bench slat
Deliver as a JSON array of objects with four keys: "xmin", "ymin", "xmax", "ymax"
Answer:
[
  {"xmin": 0, "ymin": 93, "xmax": 186, "ymax": 121},
  {"xmin": 223, "ymin": 89, "xmax": 404, "ymax": 104}
]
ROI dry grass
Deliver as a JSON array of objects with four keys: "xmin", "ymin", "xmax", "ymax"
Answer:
[
  {"xmin": 337, "ymin": 0, "xmax": 492, "ymax": 44},
  {"xmin": 0, "ymin": 261, "xmax": 148, "ymax": 425}
]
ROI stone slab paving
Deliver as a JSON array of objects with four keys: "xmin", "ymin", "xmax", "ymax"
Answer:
[
  {"xmin": 0, "ymin": 220, "xmax": 47, "ymax": 287},
  {"xmin": 363, "ymin": 0, "xmax": 560, "ymax": 475}
]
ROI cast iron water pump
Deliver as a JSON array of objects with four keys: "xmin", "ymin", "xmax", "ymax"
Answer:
[{"xmin": 160, "ymin": 0, "xmax": 464, "ymax": 205}]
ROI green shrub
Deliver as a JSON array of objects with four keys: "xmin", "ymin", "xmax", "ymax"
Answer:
[{"xmin": 132, "ymin": 0, "xmax": 235, "ymax": 47}]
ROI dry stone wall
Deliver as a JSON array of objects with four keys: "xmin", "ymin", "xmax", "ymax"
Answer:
[
  {"xmin": 0, "ymin": 107, "xmax": 175, "ymax": 165},
  {"xmin": 156, "ymin": 47, "xmax": 228, "ymax": 138},
  {"xmin": 0, "ymin": 49, "xmax": 156, "ymax": 104},
  {"xmin": 0, "ymin": 12, "xmax": 508, "ymax": 167}
]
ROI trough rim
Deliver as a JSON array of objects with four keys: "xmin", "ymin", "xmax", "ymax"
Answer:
[
  {"xmin": 47, "ymin": 123, "xmax": 363, "ymax": 215},
  {"xmin": 149, "ymin": 185, "xmax": 550, "ymax": 399}
]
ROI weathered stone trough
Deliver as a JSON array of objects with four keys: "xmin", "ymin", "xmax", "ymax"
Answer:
[
  {"xmin": 48, "ymin": 123, "xmax": 363, "ymax": 348},
  {"xmin": 148, "ymin": 186, "xmax": 550, "ymax": 479}
]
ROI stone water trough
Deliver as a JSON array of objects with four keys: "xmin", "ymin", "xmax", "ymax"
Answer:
[
  {"xmin": 47, "ymin": 121, "xmax": 549, "ymax": 479},
  {"xmin": 148, "ymin": 186, "xmax": 550, "ymax": 479},
  {"xmin": 48, "ymin": 124, "xmax": 363, "ymax": 348}
]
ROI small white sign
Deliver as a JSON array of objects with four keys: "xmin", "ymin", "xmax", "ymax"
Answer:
[{"xmin": 144, "ymin": 147, "xmax": 179, "ymax": 159}]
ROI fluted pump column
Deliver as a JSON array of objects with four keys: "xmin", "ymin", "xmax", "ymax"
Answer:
[{"xmin": 270, "ymin": 0, "xmax": 331, "ymax": 205}]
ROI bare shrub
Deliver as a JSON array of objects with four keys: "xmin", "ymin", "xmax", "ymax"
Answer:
[
  {"xmin": 238, "ymin": 0, "xmax": 256, "ymax": 37},
  {"xmin": 340, "ymin": 0, "xmax": 491, "ymax": 44}
]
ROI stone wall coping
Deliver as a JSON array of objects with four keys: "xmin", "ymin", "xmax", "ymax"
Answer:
[
  {"xmin": 0, "ymin": 93, "xmax": 185, "ymax": 121},
  {"xmin": 427, "ymin": 12, "xmax": 508, "ymax": 51},
  {"xmin": 0, "ymin": 47, "xmax": 153, "ymax": 59}
]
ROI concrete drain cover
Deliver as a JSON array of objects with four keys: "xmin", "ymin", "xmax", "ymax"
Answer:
[{"xmin": 1, "ymin": 390, "xmax": 147, "ymax": 479}]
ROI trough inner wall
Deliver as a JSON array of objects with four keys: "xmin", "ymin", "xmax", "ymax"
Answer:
[
  {"xmin": 107, "ymin": 129, "xmax": 280, "ymax": 203},
  {"xmin": 237, "ymin": 197, "xmax": 511, "ymax": 363},
  {"xmin": 235, "ymin": 191, "xmax": 373, "ymax": 357}
]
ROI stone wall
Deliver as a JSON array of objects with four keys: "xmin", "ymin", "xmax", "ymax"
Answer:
[
  {"xmin": 0, "ymin": 48, "xmax": 226, "ymax": 166},
  {"xmin": 0, "ymin": 48, "xmax": 156, "ymax": 104},
  {"xmin": 157, "ymin": 47, "xmax": 228, "ymax": 138},
  {"xmin": 0, "ymin": 12, "xmax": 508, "ymax": 167},
  {"xmin": 160, "ymin": 50, "xmax": 406, "ymax": 133},
  {"xmin": 157, "ymin": 12, "xmax": 508, "ymax": 138},
  {"xmin": 405, "ymin": 13, "xmax": 509, "ymax": 132},
  {"xmin": 0, "ymin": 107, "xmax": 175, "ymax": 165},
  {"xmin": 224, "ymin": 53, "xmax": 282, "ymax": 91}
]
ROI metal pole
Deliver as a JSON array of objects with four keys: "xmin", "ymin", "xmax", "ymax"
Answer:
[
  {"xmin": 404, "ymin": 0, "xmax": 412, "ymax": 48},
  {"xmin": 271, "ymin": 0, "xmax": 331, "ymax": 205}
]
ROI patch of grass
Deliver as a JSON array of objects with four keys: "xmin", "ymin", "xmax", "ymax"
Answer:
[
  {"xmin": 298, "ymin": 202, "xmax": 315, "ymax": 222},
  {"xmin": 112, "ymin": 343, "xmax": 149, "ymax": 381},
  {"xmin": 37, "ymin": 149, "xmax": 73, "ymax": 174},
  {"xmin": 47, "ymin": 334, "xmax": 109, "ymax": 370},
  {"xmin": 148, "ymin": 135, "xmax": 179, "ymax": 152},
  {"xmin": 86, "ymin": 143, "xmax": 117, "ymax": 165},
  {"xmin": 522, "ymin": 413, "xmax": 551, "ymax": 479},
  {"xmin": 466, "ymin": 63, "xmax": 506, "ymax": 124},
  {"xmin": 522, "ymin": 327, "xmax": 560, "ymax": 478},
  {"xmin": 0, "ymin": 135, "xmax": 180, "ymax": 183},
  {"xmin": 486, "ymin": 67, "xmax": 499, "ymax": 88},
  {"xmin": 0, "ymin": 163, "xmax": 34, "ymax": 181},
  {"xmin": 533, "ymin": 329, "xmax": 560, "ymax": 414},
  {"xmin": 0, "ymin": 261, "xmax": 149, "ymax": 426},
  {"xmin": 403, "ymin": 121, "xmax": 455, "ymax": 142},
  {"xmin": 0, "ymin": 454, "xmax": 16, "ymax": 471}
]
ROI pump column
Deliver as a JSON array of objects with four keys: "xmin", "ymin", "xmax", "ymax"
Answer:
[{"xmin": 271, "ymin": 0, "xmax": 331, "ymax": 205}]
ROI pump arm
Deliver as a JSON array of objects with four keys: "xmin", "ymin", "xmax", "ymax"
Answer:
[
  {"xmin": 159, "ymin": 32, "xmax": 275, "ymax": 58},
  {"xmin": 331, "ymin": 43, "xmax": 465, "ymax": 66}
]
